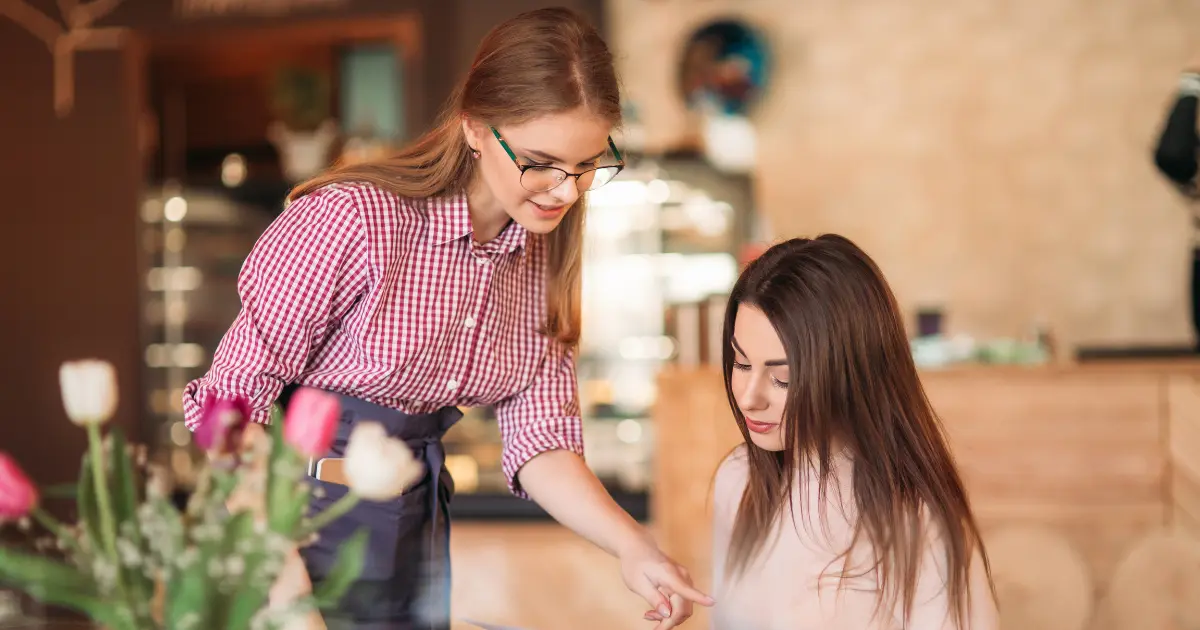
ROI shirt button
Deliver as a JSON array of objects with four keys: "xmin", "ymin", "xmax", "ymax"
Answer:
[
  {"xmin": 475, "ymin": 257, "xmax": 489, "ymax": 266},
  {"xmin": 447, "ymin": 379, "xmax": 459, "ymax": 390},
  {"xmin": 463, "ymin": 317, "xmax": 476, "ymax": 329}
]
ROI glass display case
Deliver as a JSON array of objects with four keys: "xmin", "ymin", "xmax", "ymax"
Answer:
[{"xmin": 140, "ymin": 184, "xmax": 275, "ymax": 490}]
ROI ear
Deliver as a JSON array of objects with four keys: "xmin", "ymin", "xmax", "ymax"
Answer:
[{"xmin": 460, "ymin": 115, "xmax": 486, "ymax": 154}]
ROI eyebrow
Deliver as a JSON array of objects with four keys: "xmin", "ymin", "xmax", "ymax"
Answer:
[
  {"xmin": 731, "ymin": 337, "xmax": 788, "ymax": 367},
  {"xmin": 517, "ymin": 146, "xmax": 608, "ymax": 165}
]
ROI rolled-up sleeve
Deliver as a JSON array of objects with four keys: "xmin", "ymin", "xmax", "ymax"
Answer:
[
  {"xmin": 182, "ymin": 187, "xmax": 369, "ymax": 428},
  {"xmin": 493, "ymin": 339, "xmax": 585, "ymax": 498}
]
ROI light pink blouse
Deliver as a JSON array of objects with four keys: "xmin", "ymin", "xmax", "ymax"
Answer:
[{"xmin": 710, "ymin": 447, "xmax": 999, "ymax": 630}]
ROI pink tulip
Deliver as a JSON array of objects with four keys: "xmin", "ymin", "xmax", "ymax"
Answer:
[
  {"xmin": 194, "ymin": 397, "xmax": 251, "ymax": 456},
  {"xmin": 283, "ymin": 388, "xmax": 340, "ymax": 458},
  {"xmin": 0, "ymin": 453, "xmax": 38, "ymax": 520}
]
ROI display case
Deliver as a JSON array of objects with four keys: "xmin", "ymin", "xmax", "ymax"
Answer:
[{"xmin": 140, "ymin": 184, "xmax": 275, "ymax": 489}]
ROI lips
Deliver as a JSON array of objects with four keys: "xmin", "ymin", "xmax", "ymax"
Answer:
[
  {"xmin": 744, "ymin": 416, "xmax": 778, "ymax": 434},
  {"xmin": 530, "ymin": 201, "xmax": 566, "ymax": 219}
]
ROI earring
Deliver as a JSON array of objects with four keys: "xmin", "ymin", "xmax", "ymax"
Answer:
[{"xmin": 470, "ymin": 148, "xmax": 481, "ymax": 159}]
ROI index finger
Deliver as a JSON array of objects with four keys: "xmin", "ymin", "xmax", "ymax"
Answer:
[{"xmin": 654, "ymin": 569, "xmax": 715, "ymax": 607}]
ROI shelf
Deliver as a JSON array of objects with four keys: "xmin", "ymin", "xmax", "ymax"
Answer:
[{"xmin": 450, "ymin": 490, "xmax": 648, "ymax": 522}]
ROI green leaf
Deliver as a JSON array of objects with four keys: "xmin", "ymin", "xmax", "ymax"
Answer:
[
  {"xmin": 221, "ymin": 511, "xmax": 270, "ymax": 630},
  {"xmin": 312, "ymin": 527, "xmax": 369, "ymax": 610},
  {"xmin": 266, "ymin": 420, "xmax": 307, "ymax": 536},
  {"xmin": 212, "ymin": 511, "xmax": 253, "ymax": 630},
  {"xmin": 281, "ymin": 479, "xmax": 313, "ymax": 540},
  {"xmin": 207, "ymin": 466, "xmax": 240, "ymax": 515},
  {"xmin": 0, "ymin": 546, "xmax": 94, "ymax": 592},
  {"xmin": 164, "ymin": 543, "xmax": 216, "ymax": 630},
  {"xmin": 267, "ymin": 407, "xmax": 318, "ymax": 539},
  {"xmin": 0, "ymin": 546, "xmax": 124, "ymax": 627},
  {"xmin": 107, "ymin": 429, "xmax": 140, "ymax": 531},
  {"xmin": 76, "ymin": 453, "xmax": 102, "ymax": 554},
  {"xmin": 108, "ymin": 429, "xmax": 155, "ymax": 623}
]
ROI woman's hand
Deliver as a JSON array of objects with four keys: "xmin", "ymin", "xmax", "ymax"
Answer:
[
  {"xmin": 516, "ymin": 451, "xmax": 714, "ymax": 627},
  {"xmin": 618, "ymin": 532, "xmax": 712, "ymax": 629},
  {"xmin": 269, "ymin": 543, "xmax": 327, "ymax": 630}
]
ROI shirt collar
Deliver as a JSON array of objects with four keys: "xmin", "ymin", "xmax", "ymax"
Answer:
[
  {"xmin": 427, "ymin": 193, "xmax": 473, "ymax": 246},
  {"xmin": 488, "ymin": 219, "xmax": 529, "ymax": 256},
  {"xmin": 427, "ymin": 192, "xmax": 528, "ymax": 255}
]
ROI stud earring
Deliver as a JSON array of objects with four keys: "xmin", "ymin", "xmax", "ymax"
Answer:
[{"xmin": 470, "ymin": 148, "xmax": 481, "ymax": 159}]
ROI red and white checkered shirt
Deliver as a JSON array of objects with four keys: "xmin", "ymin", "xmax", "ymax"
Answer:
[{"xmin": 182, "ymin": 183, "xmax": 583, "ymax": 496}]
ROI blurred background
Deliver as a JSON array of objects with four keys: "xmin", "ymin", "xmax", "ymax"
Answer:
[{"xmin": 2, "ymin": 0, "xmax": 1199, "ymax": 628}]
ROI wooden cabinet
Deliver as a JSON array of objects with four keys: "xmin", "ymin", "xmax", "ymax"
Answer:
[{"xmin": 650, "ymin": 362, "xmax": 1200, "ymax": 627}]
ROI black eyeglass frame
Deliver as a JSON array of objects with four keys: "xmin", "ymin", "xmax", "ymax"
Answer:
[{"xmin": 489, "ymin": 126, "xmax": 625, "ymax": 193}]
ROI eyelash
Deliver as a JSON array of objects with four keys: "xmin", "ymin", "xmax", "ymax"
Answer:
[{"xmin": 732, "ymin": 361, "xmax": 789, "ymax": 389}]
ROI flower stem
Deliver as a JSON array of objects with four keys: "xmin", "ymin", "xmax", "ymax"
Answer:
[
  {"xmin": 297, "ymin": 491, "xmax": 360, "ymax": 539},
  {"xmin": 31, "ymin": 506, "xmax": 81, "ymax": 555},
  {"xmin": 86, "ymin": 423, "xmax": 118, "ymax": 560},
  {"xmin": 85, "ymin": 425, "xmax": 138, "ymax": 625}
]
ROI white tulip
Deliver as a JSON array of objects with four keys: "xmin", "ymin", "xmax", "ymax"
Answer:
[
  {"xmin": 59, "ymin": 360, "xmax": 118, "ymax": 426},
  {"xmin": 343, "ymin": 422, "xmax": 424, "ymax": 501}
]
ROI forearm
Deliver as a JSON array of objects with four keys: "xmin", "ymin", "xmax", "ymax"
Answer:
[
  {"xmin": 520, "ymin": 450, "xmax": 714, "ymax": 623},
  {"xmin": 517, "ymin": 449, "xmax": 651, "ymax": 557}
]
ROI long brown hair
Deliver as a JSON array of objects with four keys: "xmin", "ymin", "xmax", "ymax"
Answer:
[
  {"xmin": 721, "ymin": 235, "xmax": 993, "ymax": 627},
  {"xmin": 291, "ymin": 7, "xmax": 620, "ymax": 346}
]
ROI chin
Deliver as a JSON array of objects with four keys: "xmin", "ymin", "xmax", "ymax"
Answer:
[{"xmin": 747, "ymin": 431, "xmax": 785, "ymax": 452}]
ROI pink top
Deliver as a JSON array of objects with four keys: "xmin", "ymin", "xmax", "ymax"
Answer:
[
  {"xmin": 710, "ymin": 447, "xmax": 999, "ymax": 629},
  {"xmin": 182, "ymin": 183, "xmax": 582, "ymax": 496}
]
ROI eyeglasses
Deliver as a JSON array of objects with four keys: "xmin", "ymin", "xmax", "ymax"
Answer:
[{"xmin": 490, "ymin": 127, "xmax": 625, "ymax": 193}]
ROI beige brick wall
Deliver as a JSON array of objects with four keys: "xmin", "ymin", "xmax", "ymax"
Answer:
[{"xmin": 607, "ymin": 0, "xmax": 1200, "ymax": 348}]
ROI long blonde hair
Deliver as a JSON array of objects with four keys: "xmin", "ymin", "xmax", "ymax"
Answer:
[{"xmin": 291, "ymin": 7, "xmax": 621, "ymax": 346}]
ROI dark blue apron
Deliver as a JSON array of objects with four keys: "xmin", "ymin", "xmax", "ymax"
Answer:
[{"xmin": 285, "ymin": 388, "xmax": 461, "ymax": 630}]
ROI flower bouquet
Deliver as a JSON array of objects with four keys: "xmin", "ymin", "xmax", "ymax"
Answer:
[{"xmin": 0, "ymin": 360, "xmax": 424, "ymax": 629}]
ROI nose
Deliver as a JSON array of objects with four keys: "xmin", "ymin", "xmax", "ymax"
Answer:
[
  {"xmin": 550, "ymin": 177, "xmax": 580, "ymax": 205},
  {"xmin": 735, "ymin": 372, "xmax": 769, "ymax": 414}
]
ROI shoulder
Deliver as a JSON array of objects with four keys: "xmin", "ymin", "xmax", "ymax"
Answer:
[
  {"xmin": 286, "ymin": 182, "xmax": 440, "ymax": 245},
  {"xmin": 275, "ymin": 184, "xmax": 362, "ymax": 230},
  {"xmin": 244, "ymin": 185, "xmax": 367, "ymax": 260},
  {"xmin": 290, "ymin": 182, "xmax": 421, "ymax": 224},
  {"xmin": 713, "ymin": 444, "xmax": 750, "ymax": 508}
]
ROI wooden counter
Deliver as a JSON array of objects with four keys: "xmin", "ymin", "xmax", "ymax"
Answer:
[
  {"xmin": 651, "ymin": 360, "xmax": 1200, "ymax": 628},
  {"xmin": 449, "ymin": 523, "xmax": 646, "ymax": 630}
]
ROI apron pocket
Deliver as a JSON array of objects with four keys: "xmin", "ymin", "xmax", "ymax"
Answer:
[{"xmin": 303, "ymin": 477, "xmax": 430, "ymax": 580}]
